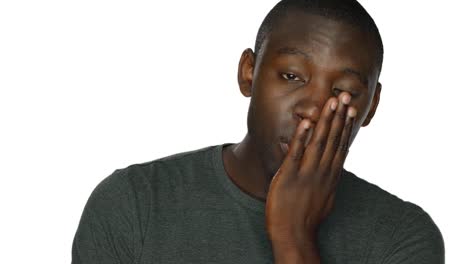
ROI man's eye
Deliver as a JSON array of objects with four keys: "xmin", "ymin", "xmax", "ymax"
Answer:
[
  {"xmin": 281, "ymin": 73, "xmax": 301, "ymax": 81},
  {"xmin": 333, "ymin": 88, "xmax": 343, "ymax": 96},
  {"xmin": 333, "ymin": 87, "xmax": 358, "ymax": 97}
]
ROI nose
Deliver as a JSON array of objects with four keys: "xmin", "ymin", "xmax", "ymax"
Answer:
[{"xmin": 293, "ymin": 87, "xmax": 330, "ymax": 124}]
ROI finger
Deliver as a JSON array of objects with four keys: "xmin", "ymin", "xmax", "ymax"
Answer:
[
  {"xmin": 282, "ymin": 118, "xmax": 312, "ymax": 173},
  {"xmin": 319, "ymin": 92, "xmax": 351, "ymax": 173},
  {"xmin": 301, "ymin": 97, "xmax": 338, "ymax": 174},
  {"xmin": 330, "ymin": 107, "xmax": 356, "ymax": 179}
]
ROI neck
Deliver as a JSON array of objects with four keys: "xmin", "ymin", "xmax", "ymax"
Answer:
[{"xmin": 223, "ymin": 134, "xmax": 274, "ymax": 201}]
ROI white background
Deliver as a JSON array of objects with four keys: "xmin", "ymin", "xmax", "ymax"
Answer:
[{"xmin": 1, "ymin": 0, "xmax": 466, "ymax": 263}]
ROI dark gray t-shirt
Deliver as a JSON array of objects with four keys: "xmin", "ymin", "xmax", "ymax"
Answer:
[{"xmin": 72, "ymin": 143, "xmax": 444, "ymax": 263}]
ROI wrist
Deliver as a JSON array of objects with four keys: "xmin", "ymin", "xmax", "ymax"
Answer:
[{"xmin": 272, "ymin": 239, "xmax": 321, "ymax": 264}]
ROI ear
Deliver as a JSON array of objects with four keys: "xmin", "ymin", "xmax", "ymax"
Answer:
[
  {"xmin": 362, "ymin": 82, "xmax": 382, "ymax": 127},
  {"xmin": 237, "ymin": 48, "xmax": 255, "ymax": 97}
]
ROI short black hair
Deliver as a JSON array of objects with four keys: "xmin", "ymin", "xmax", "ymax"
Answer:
[{"xmin": 254, "ymin": 0, "xmax": 384, "ymax": 74}]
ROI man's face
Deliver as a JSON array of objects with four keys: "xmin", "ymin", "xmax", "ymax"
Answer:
[{"xmin": 238, "ymin": 11, "xmax": 381, "ymax": 176}]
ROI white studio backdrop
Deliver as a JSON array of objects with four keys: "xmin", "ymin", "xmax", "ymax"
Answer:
[{"xmin": 0, "ymin": 0, "xmax": 466, "ymax": 263}]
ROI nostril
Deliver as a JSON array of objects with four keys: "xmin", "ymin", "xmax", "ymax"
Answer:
[
  {"xmin": 296, "ymin": 114, "xmax": 305, "ymax": 123},
  {"xmin": 297, "ymin": 108, "xmax": 318, "ymax": 120}
]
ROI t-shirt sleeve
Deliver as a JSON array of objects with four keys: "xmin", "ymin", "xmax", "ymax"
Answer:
[
  {"xmin": 72, "ymin": 169, "xmax": 144, "ymax": 264},
  {"xmin": 382, "ymin": 203, "xmax": 445, "ymax": 264}
]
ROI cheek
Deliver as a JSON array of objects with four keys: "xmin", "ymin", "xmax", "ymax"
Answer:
[{"xmin": 247, "ymin": 94, "xmax": 281, "ymax": 131}]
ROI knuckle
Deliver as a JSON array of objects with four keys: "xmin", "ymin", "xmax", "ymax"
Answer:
[
  {"xmin": 336, "ymin": 110, "xmax": 347, "ymax": 120},
  {"xmin": 317, "ymin": 140, "xmax": 326, "ymax": 152},
  {"xmin": 344, "ymin": 119, "xmax": 353, "ymax": 130},
  {"xmin": 328, "ymin": 134, "xmax": 341, "ymax": 148},
  {"xmin": 337, "ymin": 143, "xmax": 349, "ymax": 153},
  {"xmin": 343, "ymin": 149, "xmax": 349, "ymax": 158},
  {"xmin": 289, "ymin": 151, "xmax": 303, "ymax": 161}
]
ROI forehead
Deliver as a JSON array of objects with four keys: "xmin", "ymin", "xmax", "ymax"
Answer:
[{"xmin": 262, "ymin": 11, "xmax": 377, "ymax": 75}]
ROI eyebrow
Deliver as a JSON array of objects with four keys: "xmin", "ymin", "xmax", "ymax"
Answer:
[
  {"xmin": 276, "ymin": 47, "xmax": 312, "ymax": 61},
  {"xmin": 276, "ymin": 46, "xmax": 369, "ymax": 86}
]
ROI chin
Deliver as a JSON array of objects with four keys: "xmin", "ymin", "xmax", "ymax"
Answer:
[{"xmin": 263, "ymin": 142, "xmax": 285, "ymax": 179}]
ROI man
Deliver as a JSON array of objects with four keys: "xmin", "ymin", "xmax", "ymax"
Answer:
[{"xmin": 72, "ymin": 0, "xmax": 444, "ymax": 263}]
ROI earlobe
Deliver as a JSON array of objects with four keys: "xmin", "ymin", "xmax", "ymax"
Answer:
[
  {"xmin": 237, "ymin": 48, "xmax": 255, "ymax": 97},
  {"xmin": 362, "ymin": 82, "xmax": 382, "ymax": 127}
]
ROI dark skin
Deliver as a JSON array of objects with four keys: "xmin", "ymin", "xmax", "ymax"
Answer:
[{"xmin": 222, "ymin": 11, "xmax": 382, "ymax": 263}]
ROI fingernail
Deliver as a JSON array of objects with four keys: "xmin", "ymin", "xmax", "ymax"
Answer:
[
  {"xmin": 303, "ymin": 120, "xmax": 311, "ymax": 130},
  {"xmin": 347, "ymin": 107, "xmax": 357, "ymax": 118},
  {"xmin": 330, "ymin": 100, "xmax": 338, "ymax": 111},
  {"xmin": 342, "ymin": 94, "xmax": 351, "ymax": 105}
]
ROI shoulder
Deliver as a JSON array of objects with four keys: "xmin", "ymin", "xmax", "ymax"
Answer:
[
  {"xmin": 78, "ymin": 144, "xmax": 221, "ymax": 231},
  {"xmin": 339, "ymin": 169, "xmax": 442, "ymax": 230},
  {"xmin": 88, "ymin": 144, "xmax": 219, "ymax": 204},
  {"xmin": 339, "ymin": 169, "xmax": 424, "ymax": 216},
  {"xmin": 339, "ymin": 169, "xmax": 445, "ymax": 263}
]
